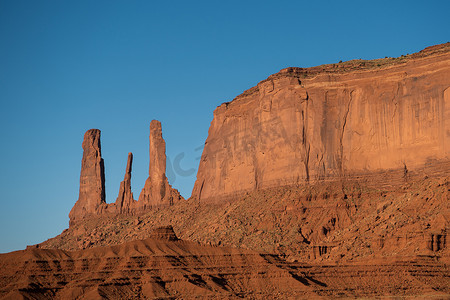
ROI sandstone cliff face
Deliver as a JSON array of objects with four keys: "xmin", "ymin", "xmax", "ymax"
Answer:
[
  {"xmin": 191, "ymin": 44, "xmax": 450, "ymax": 202},
  {"xmin": 69, "ymin": 129, "xmax": 106, "ymax": 225},
  {"xmin": 69, "ymin": 121, "xmax": 183, "ymax": 225},
  {"xmin": 138, "ymin": 120, "xmax": 182, "ymax": 209}
]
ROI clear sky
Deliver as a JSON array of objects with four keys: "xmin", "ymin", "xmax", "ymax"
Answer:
[{"xmin": 0, "ymin": 0, "xmax": 448, "ymax": 253}]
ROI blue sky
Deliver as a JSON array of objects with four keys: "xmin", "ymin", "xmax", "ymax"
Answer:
[{"xmin": 0, "ymin": 0, "xmax": 448, "ymax": 253}]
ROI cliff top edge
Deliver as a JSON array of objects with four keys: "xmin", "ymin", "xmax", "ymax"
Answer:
[{"xmin": 228, "ymin": 42, "xmax": 450, "ymax": 104}]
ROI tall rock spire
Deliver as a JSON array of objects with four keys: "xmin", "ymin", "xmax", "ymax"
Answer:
[
  {"xmin": 115, "ymin": 152, "xmax": 135, "ymax": 213},
  {"xmin": 69, "ymin": 129, "xmax": 106, "ymax": 225},
  {"xmin": 138, "ymin": 120, "xmax": 183, "ymax": 208}
]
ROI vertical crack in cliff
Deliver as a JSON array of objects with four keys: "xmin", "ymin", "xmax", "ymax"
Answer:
[
  {"xmin": 391, "ymin": 82, "xmax": 401, "ymax": 123},
  {"xmin": 339, "ymin": 91, "xmax": 353, "ymax": 176},
  {"xmin": 198, "ymin": 179, "xmax": 205, "ymax": 201},
  {"xmin": 254, "ymin": 165, "xmax": 259, "ymax": 189},
  {"xmin": 317, "ymin": 153, "xmax": 325, "ymax": 180},
  {"xmin": 253, "ymin": 144, "xmax": 260, "ymax": 190},
  {"xmin": 301, "ymin": 108, "xmax": 310, "ymax": 182},
  {"xmin": 100, "ymin": 157, "xmax": 106, "ymax": 203}
]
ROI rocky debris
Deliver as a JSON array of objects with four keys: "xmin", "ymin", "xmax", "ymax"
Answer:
[
  {"xmin": 115, "ymin": 152, "xmax": 135, "ymax": 214},
  {"xmin": 69, "ymin": 129, "xmax": 106, "ymax": 225},
  {"xmin": 191, "ymin": 45, "xmax": 450, "ymax": 203},
  {"xmin": 138, "ymin": 120, "xmax": 183, "ymax": 209},
  {"xmin": 43, "ymin": 165, "xmax": 450, "ymax": 264},
  {"xmin": 296, "ymin": 257, "xmax": 450, "ymax": 298}
]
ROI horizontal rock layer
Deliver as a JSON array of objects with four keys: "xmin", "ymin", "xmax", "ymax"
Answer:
[
  {"xmin": 0, "ymin": 230, "xmax": 319, "ymax": 299},
  {"xmin": 3, "ymin": 234, "xmax": 449, "ymax": 298}
]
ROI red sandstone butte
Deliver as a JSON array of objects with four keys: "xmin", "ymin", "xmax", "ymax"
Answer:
[
  {"xmin": 191, "ymin": 44, "xmax": 450, "ymax": 203},
  {"xmin": 69, "ymin": 129, "xmax": 106, "ymax": 225},
  {"xmin": 25, "ymin": 44, "xmax": 450, "ymax": 299}
]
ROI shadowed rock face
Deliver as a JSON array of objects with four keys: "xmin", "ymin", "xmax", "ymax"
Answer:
[
  {"xmin": 69, "ymin": 129, "xmax": 106, "ymax": 225},
  {"xmin": 138, "ymin": 120, "xmax": 183, "ymax": 209},
  {"xmin": 191, "ymin": 44, "xmax": 450, "ymax": 203}
]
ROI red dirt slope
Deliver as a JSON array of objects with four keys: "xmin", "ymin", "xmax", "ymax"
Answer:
[
  {"xmin": 0, "ymin": 227, "xmax": 318, "ymax": 299},
  {"xmin": 2, "ymin": 227, "xmax": 449, "ymax": 299}
]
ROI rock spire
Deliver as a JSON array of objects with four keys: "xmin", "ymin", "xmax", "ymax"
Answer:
[
  {"xmin": 69, "ymin": 129, "xmax": 106, "ymax": 225},
  {"xmin": 115, "ymin": 152, "xmax": 135, "ymax": 214},
  {"xmin": 138, "ymin": 120, "xmax": 183, "ymax": 208}
]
